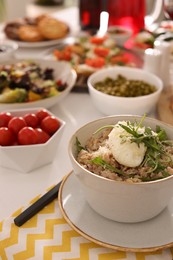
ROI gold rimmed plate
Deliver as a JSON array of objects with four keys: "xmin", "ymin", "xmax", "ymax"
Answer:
[{"xmin": 58, "ymin": 171, "xmax": 173, "ymax": 252}]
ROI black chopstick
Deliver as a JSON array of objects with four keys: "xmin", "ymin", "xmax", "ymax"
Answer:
[{"xmin": 14, "ymin": 181, "xmax": 62, "ymax": 227}]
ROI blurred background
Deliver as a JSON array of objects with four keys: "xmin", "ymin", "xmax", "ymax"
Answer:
[{"xmin": 1, "ymin": 0, "xmax": 163, "ymax": 22}]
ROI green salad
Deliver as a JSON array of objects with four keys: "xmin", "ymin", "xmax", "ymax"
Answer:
[{"xmin": 0, "ymin": 60, "xmax": 67, "ymax": 103}]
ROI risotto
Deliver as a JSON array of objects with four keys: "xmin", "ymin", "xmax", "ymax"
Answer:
[{"xmin": 76, "ymin": 118, "xmax": 173, "ymax": 183}]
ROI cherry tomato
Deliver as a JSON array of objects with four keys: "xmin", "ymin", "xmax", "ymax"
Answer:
[
  {"xmin": 24, "ymin": 113, "xmax": 39, "ymax": 128},
  {"xmin": 18, "ymin": 127, "xmax": 38, "ymax": 145},
  {"xmin": 36, "ymin": 109, "xmax": 50, "ymax": 122},
  {"xmin": 85, "ymin": 57, "xmax": 105, "ymax": 68},
  {"xmin": 0, "ymin": 112, "xmax": 12, "ymax": 127},
  {"xmin": 8, "ymin": 117, "xmax": 27, "ymax": 135},
  {"xmin": 110, "ymin": 54, "xmax": 129, "ymax": 65},
  {"xmin": 53, "ymin": 49, "xmax": 72, "ymax": 61},
  {"xmin": 41, "ymin": 116, "xmax": 60, "ymax": 135},
  {"xmin": 35, "ymin": 128, "xmax": 50, "ymax": 144},
  {"xmin": 0, "ymin": 127, "xmax": 15, "ymax": 146},
  {"xmin": 94, "ymin": 47, "xmax": 110, "ymax": 57},
  {"xmin": 134, "ymin": 42, "xmax": 152, "ymax": 50},
  {"xmin": 90, "ymin": 36, "xmax": 107, "ymax": 44}
]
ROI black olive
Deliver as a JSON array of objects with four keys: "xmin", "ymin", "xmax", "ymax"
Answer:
[{"xmin": 43, "ymin": 68, "xmax": 54, "ymax": 80}]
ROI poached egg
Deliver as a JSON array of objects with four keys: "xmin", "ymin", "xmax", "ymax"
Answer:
[{"xmin": 108, "ymin": 121, "xmax": 147, "ymax": 167}]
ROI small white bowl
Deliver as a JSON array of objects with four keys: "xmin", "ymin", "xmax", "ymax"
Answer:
[
  {"xmin": 0, "ymin": 40, "xmax": 18, "ymax": 62},
  {"xmin": 0, "ymin": 107, "xmax": 65, "ymax": 173},
  {"xmin": 87, "ymin": 66, "xmax": 163, "ymax": 115},
  {"xmin": 107, "ymin": 25, "xmax": 132, "ymax": 45},
  {"xmin": 68, "ymin": 115, "xmax": 173, "ymax": 223}
]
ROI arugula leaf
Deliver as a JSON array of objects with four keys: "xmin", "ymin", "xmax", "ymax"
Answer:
[
  {"xmin": 75, "ymin": 137, "xmax": 85, "ymax": 153},
  {"xmin": 119, "ymin": 123, "xmax": 139, "ymax": 137},
  {"xmin": 156, "ymin": 125, "xmax": 168, "ymax": 141},
  {"xmin": 91, "ymin": 156, "xmax": 125, "ymax": 176}
]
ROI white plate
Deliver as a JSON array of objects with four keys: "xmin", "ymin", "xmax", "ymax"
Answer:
[
  {"xmin": 12, "ymin": 37, "xmax": 70, "ymax": 48},
  {"xmin": 58, "ymin": 172, "xmax": 173, "ymax": 252},
  {"xmin": 0, "ymin": 59, "xmax": 77, "ymax": 111},
  {"xmin": 43, "ymin": 36, "xmax": 144, "ymax": 71},
  {"xmin": 0, "ymin": 22, "xmax": 71, "ymax": 48}
]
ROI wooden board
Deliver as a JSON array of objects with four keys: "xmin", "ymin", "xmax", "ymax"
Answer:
[{"xmin": 157, "ymin": 88, "xmax": 173, "ymax": 125}]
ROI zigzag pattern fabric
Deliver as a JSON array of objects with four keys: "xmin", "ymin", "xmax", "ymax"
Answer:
[{"xmin": 0, "ymin": 194, "xmax": 173, "ymax": 259}]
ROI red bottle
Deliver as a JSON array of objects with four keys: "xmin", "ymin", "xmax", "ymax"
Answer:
[
  {"xmin": 79, "ymin": 0, "xmax": 145, "ymax": 34},
  {"xmin": 107, "ymin": 0, "xmax": 145, "ymax": 35},
  {"xmin": 79, "ymin": 0, "xmax": 102, "ymax": 30}
]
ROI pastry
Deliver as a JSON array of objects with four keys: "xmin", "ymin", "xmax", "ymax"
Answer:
[
  {"xmin": 4, "ymin": 20, "xmax": 25, "ymax": 40},
  {"xmin": 4, "ymin": 15, "xmax": 69, "ymax": 42},
  {"xmin": 18, "ymin": 25, "xmax": 45, "ymax": 42},
  {"xmin": 38, "ymin": 17, "xmax": 69, "ymax": 40}
]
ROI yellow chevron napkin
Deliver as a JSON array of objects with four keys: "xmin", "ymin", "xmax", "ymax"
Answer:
[{"xmin": 1, "ymin": 191, "xmax": 173, "ymax": 260}]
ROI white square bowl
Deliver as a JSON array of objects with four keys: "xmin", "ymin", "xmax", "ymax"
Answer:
[{"xmin": 0, "ymin": 107, "xmax": 65, "ymax": 173}]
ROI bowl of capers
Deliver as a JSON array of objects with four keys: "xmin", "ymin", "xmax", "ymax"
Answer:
[{"xmin": 87, "ymin": 66, "xmax": 163, "ymax": 116}]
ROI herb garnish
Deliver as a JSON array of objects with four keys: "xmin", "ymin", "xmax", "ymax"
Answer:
[
  {"xmin": 75, "ymin": 137, "xmax": 86, "ymax": 153},
  {"xmin": 91, "ymin": 157, "xmax": 125, "ymax": 176},
  {"xmin": 118, "ymin": 117, "xmax": 173, "ymax": 176}
]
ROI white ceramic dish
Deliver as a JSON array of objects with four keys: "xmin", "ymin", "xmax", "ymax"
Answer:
[
  {"xmin": 0, "ymin": 59, "xmax": 77, "ymax": 111},
  {"xmin": 68, "ymin": 115, "xmax": 173, "ymax": 223},
  {"xmin": 59, "ymin": 172, "xmax": 173, "ymax": 252},
  {"xmin": 0, "ymin": 107, "xmax": 66, "ymax": 173},
  {"xmin": 10, "ymin": 37, "xmax": 70, "ymax": 48},
  {"xmin": 87, "ymin": 66, "xmax": 163, "ymax": 115},
  {"xmin": 1, "ymin": 15, "xmax": 71, "ymax": 48},
  {"xmin": 107, "ymin": 25, "xmax": 132, "ymax": 46},
  {"xmin": 43, "ymin": 36, "xmax": 144, "ymax": 71}
]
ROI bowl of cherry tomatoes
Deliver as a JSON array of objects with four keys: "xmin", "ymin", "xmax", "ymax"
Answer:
[{"xmin": 0, "ymin": 107, "xmax": 65, "ymax": 173}]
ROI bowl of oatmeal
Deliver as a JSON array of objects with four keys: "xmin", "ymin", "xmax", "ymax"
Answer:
[{"xmin": 68, "ymin": 115, "xmax": 173, "ymax": 223}]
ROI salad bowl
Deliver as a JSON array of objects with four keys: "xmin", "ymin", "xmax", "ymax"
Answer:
[{"xmin": 0, "ymin": 59, "xmax": 77, "ymax": 111}]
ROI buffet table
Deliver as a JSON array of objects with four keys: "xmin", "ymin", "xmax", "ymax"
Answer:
[{"xmin": 0, "ymin": 6, "xmax": 173, "ymax": 260}]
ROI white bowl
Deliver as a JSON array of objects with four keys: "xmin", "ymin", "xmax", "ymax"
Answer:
[
  {"xmin": 68, "ymin": 115, "xmax": 173, "ymax": 223},
  {"xmin": 0, "ymin": 59, "xmax": 77, "ymax": 111},
  {"xmin": 0, "ymin": 107, "xmax": 65, "ymax": 173},
  {"xmin": 107, "ymin": 26, "xmax": 132, "ymax": 45},
  {"xmin": 87, "ymin": 66, "xmax": 163, "ymax": 115},
  {"xmin": 0, "ymin": 39, "xmax": 18, "ymax": 62}
]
